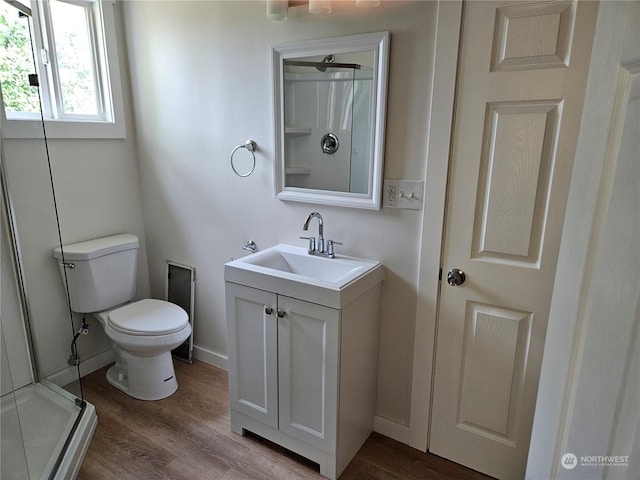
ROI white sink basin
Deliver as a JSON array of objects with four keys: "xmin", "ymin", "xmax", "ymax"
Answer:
[
  {"xmin": 243, "ymin": 246, "xmax": 365, "ymax": 282},
  {"xmin": 224, "ymin": 244, "xmax": 384, "ymax": 308}
]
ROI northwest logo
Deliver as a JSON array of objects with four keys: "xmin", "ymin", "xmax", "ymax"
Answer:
[{"xmin": 561, "ymin": 453, "xmax": 578, "ymax": 470}]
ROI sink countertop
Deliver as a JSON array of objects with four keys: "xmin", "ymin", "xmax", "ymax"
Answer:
[{"xmin": 224, "ymin": 244, "xmax": 385, "ymax": 309}]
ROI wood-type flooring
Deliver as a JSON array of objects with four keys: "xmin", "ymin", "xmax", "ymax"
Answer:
[{"xmin": 77, "ymin": 360, "xmax": 491, "ymax": 480}]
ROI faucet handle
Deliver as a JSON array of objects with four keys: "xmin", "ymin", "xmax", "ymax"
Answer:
[
  {"xmin": 300, "ymin": 236, "xmax": 316, "ymax": 252},
  {"xmin": 326, "ymin": 240, "xmax": 342, "ymax": 257},
  {"xmin": 242, "ymin": 240, "xmax": 257, "ymax": 253}
]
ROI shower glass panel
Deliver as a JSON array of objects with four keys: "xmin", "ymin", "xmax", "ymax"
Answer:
[
  {"xmin": 1, "ymin": 1, "xmax": 89, "ymax": 478},
  {"xmin": 283, "ymin": 56, "xmax": 374, "ymax": 194}
]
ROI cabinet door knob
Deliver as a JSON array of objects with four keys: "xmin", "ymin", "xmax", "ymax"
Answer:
[
  {"xmin": 265, "ymin": 307, "xmax": 273, "ymax": 315},
  {"xmin": 277, "ymin": 310, "xmax": 286, "ymax": 318}
]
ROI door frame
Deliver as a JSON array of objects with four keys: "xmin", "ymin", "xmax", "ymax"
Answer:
[{"xmin": 409, "ymin": 0, "xmax": 463, "ymax": 451}]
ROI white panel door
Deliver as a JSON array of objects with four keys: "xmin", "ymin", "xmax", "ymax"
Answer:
[
  {"xmin": 277, "ymin": 296, "xmax": 339, "ymax": 453},
  {"xmin": 225, "ymin": 283, "xmax": 278, "ymax": 429},
  {"xmin": 429, "ymin": 1, "xmax": 598, "ymax": 478}
]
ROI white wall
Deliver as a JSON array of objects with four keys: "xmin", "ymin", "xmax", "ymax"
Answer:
[
  {"xmin": 121, "ymin": 0, "xmax": 438, "ymax": 426},
  {"xmin": 1, "ymin": 137, "xmax": 149, "ymax": 382}
]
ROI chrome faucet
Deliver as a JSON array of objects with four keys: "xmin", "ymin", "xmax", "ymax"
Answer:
[
  {"xmin": 301, "ymin": 212, "xmax": 341, "ymax": 258},
  {"xmin": 302, "ymin": 212, "xmax": 324, "ymax": 253}
]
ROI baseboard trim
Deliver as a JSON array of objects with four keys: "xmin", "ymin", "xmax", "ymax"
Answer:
[
  {"xmin": 193, "ymin": 344, "xmax": 228, "ymax": 371},
  {"xmin": 47, "ymin": 345, "xmax": 229, "ymax": 385},
  {"xmin": 373, "ymin": 415, "xmax": 410, "ymax": 445},
  {"xmin": 80, "ymin": 350, "xmax": 115, "ymax": 377},
  {"xmin": 46, "ymin": 350, "xmax": 115, "ymax": 386}
]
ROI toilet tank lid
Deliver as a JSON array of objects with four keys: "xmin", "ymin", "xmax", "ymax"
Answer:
[{"xmin": 53, "ymin": 234, "xmax": 139, "ymax": 261}]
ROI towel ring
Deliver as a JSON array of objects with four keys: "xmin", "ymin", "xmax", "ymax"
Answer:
[{"xmin": 231, "ymin": 140, "xmax": 257, "ymax": 177}]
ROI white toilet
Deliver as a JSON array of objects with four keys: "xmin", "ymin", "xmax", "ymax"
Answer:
[{"xmin": 53, "ymin": 234, "xmax": 191, "ymax": 401}]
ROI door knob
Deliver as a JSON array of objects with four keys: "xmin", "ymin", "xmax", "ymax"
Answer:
[{"xmin": 447, "ymin": 268, "xmax": 466, "ymax": 286}]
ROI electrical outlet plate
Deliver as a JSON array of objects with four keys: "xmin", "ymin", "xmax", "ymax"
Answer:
[
  {"xmin": 383, "ymin": 180, "xmax": 397, "ymax": 205},
  {"xmin": 383, "ymin": 180, "xmax": 423, "ymax": 210}
]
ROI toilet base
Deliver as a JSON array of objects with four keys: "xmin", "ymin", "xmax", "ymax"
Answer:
[{"xmin": 106, "ymin": 348, "xmax": 179, "ymax": 401}]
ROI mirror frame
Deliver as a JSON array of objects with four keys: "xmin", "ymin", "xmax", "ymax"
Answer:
[{"xmin": 272, "ymin": 31, "xmax": 390, "ymax": 210}]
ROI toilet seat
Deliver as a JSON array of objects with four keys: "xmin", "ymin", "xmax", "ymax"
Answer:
[{"xmin": 107, "ymin": 299, "xmax": 188, "ymax": 336}]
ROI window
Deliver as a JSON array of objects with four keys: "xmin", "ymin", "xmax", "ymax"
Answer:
[
  {"xmin": 0, "ymin": 1, "xmax": 40, "ymax": 116},
  {"xmin": 0, "ymin": 0, "xmax": 125, "ymax": 138}
]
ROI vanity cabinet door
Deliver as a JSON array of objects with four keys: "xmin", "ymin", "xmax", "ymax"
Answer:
[
  {"xmin": 277, "ymin": 296, "xmax": 339, "ymax": 452},
  {"xmin": 226, "ymin": 283, "xmax": 278, "ymax": 429}
]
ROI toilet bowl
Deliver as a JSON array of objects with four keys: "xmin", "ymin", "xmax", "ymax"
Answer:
[{"xmin": 95, "ymin": 299, "xmax": 191, "ymax": 401}]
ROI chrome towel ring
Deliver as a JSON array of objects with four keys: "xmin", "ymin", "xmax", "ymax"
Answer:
[{"xmin": 230, "ymin": 140, "xmax": 257, "ymax": 177}]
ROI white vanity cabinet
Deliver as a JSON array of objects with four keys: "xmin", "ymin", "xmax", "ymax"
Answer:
[{"xmin": 225, "ymin": 278, "xmax": 382, "ymax": 479}]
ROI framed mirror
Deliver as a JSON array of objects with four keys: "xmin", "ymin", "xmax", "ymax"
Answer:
[{"xmin": 272, "ymin": 31, "xmax": 390, "ymax": 209}]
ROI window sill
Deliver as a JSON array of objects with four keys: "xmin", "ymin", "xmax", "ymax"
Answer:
[{"xmin": 1, "ymin": 117, "xmax": 126, "ymax": 140}]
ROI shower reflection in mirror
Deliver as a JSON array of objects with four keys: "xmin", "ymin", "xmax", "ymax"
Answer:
[
  {"xmin": 283, "ymin": 52, "xmax": 374, "ymax": 194},
  {"xmin": 273, "ymin": 32, "xmax": 389, "ymax": 210}
]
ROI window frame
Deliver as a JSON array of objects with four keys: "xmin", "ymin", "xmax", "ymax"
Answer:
[{"xmin": 1, "ymin": 0, "xmax": 126, "ymax": 139}]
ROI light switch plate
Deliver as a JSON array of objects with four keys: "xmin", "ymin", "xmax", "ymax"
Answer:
[{"xmin": 383, "ymin": 180, "xmax": 423, "ymax": 210}]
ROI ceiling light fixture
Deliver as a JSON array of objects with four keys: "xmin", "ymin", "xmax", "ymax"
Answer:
[
  {"xmin": 267, "ymin": 0, "xmax": 381, "ymax": 20},
  {"xmin": 308, "ymin": 0, "xmax": 332, "ymax": 15},
  {"xmin": 266, "ymin": 0, "xmax": 288, "ymax": 20}
]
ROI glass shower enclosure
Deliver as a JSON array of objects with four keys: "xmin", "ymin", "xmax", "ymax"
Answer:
[{"xmin": 1, "ymin": 1, "xmax": 97, "ymax": 478}]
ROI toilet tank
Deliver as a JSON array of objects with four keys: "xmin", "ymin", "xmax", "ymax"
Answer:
[{"xmin": 53, "ymin": 234, "xmax": 139, "ymax": 313}]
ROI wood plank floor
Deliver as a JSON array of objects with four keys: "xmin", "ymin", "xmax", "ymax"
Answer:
[{"xmin": 77, "ymin": 360, "xmax": 491, "ymax": 480}]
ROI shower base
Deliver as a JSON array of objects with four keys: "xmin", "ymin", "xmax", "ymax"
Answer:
[{"xmin": 1, "ymin": 383, "xmax": 97, "ymax": 479}]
